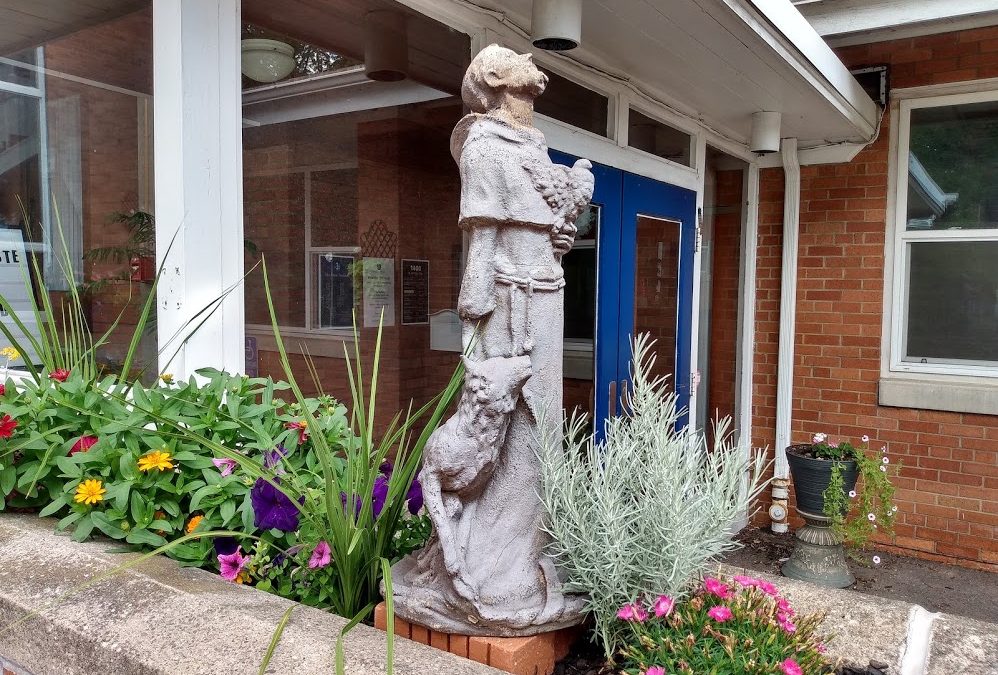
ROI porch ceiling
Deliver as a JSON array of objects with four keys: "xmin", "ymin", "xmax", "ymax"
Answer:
[
  {"xmin": 471, "ymin": 0, "xmax": 879, "ymax": 150},
  {"xmin": 0, "ymin": 0, "xmax": 148, "ymax": 56}
]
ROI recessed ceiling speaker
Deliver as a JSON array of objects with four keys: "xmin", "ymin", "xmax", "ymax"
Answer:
[
  {"xmin": 531, "ymin": 0, "xmax": 582, "ymax": 51},
  {"xmin": 365, "ymin": 10, "xmax": 408, "ymax": 81},
  {"xmin": 750, "ymin": 111, "xmax": 782, "ymax": 155}
]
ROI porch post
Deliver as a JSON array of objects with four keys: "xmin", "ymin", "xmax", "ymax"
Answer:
[{"xmin": 152, "ymin": 0, "xmax": 245, "ymax": 378}]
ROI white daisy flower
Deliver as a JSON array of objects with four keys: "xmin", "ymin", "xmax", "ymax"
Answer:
[
  {"xmin": 873, "ymin": 556, "xmax": 881, "ymax": 564},
  {"xmin": 849, "ymin": 490, "xmax": 857, "ymax": 498},
  {"xmin": 868, "ymin": 513, "xmax": 876, "ymax": 521},
  {"xmin": 880, "ymin": 465, "xmax": 887, "ymax": 472},
  {"xmin": 862, "ymin": 435, "xmax": 869, "ymax": 442},
  {"xmin": 883, "ymin": 456, "xmax": 889, "ymax": 464}
]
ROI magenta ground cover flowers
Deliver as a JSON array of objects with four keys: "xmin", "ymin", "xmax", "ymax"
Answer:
[{"xmin": 614, "ymin": 575, "xmax": 832, "ymax": 675}]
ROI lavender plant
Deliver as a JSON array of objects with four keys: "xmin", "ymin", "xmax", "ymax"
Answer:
[{"xmin": 538, "ymin": 334, "xmax": 770, "ymax": 655}]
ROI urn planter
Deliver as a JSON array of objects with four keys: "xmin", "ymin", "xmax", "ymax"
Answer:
[{"xmin": 781, "ymin": 444, "xmax": 859, "ymax": 588}]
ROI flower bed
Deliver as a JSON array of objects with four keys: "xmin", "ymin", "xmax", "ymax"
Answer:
[{"xmin": 0, "ymin": 364, "xmax": 440, "ymax": 614}]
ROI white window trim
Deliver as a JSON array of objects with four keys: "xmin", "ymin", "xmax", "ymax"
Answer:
[
  {"xmin": 886, "ymin": 86, "xmax": 998, "ymax": 380},
  {"xmin": 881, "ymin": 82, "xmax": 998, "ymax": 414}
]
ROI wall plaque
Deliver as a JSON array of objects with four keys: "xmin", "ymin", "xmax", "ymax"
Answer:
[{"xmin": 401, "ymin": 259, "xmax": 429, "ymax": 325}]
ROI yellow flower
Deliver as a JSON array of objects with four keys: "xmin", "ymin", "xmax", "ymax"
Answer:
[
  {"xmin": 234, "ymin": 570, "xmax": 250, "ymax": 585},
  {"xmin": 185, "ymin": 514, "xmax": 204, "ymax": 534},
  {"xmin": 0, "ymin": 347, "xmax": 19, "ymax": 361},
  {"xmin": 74, "ymin": 479, "xmax": 106, "ymax": 505},
  {"xmin": 159, "ymin": 373, "xmax": 174, "ymax": 384},
  {"xmin": 137, "ymin": 449, "xmax": 174, "ymax": 472}
]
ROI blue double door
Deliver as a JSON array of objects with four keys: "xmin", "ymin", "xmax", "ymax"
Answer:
[{"xmin": 552, "ymin": 151, "xmax": 697, "ymax": 434}]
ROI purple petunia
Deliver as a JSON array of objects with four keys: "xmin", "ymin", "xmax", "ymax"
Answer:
[
  {"xmin": 218, "ymin": 548, "xmax": 249, "ymax": 582},
  {"xmin": 263, "ymin": 444, "xmax": 290, "ymax": 472},
  {"xmin": 251, "ymin": 478, "xmax": 302, "ymax": 532},
  {"xmin": 372, "ymin": 475, "xmax": 389, "ymax": 517},
  {"xmin": 406, "ymin": 475, "xmax": 423, "ymax": 514},
  {"xmin": 213, "ymin": 536, "xmax": 239, "ymax": 556}
]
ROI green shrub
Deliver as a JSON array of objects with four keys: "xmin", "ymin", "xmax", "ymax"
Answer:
[
  {"xmin": 538, "ymin": 334, "xmax": 770, "ymax": 655},
  {"xmin": 616, "ymin": 575, "xmax": 831, "ymax": 675}
]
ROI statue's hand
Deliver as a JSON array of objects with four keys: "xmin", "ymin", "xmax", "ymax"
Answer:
[{"xmin": 551, "ymin": 222, "xmax": 576, "ymax": 256}]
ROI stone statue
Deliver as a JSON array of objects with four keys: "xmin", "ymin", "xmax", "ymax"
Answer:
[{"xmin": 390, "ymin": 44, "xmax": 594, "ymax": 636}]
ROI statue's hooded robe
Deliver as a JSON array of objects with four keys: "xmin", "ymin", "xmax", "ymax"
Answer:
[{"xmin": 390, "ymin": 114, "xmax": 586, "ymax": 636}]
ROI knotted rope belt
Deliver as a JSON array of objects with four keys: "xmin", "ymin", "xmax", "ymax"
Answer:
[{"xmin": 494, "ymin": 271, "xmax": 565, "ymax": 355}]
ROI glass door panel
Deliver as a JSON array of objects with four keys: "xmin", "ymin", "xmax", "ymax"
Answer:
[{"xmin": 633, "ymin": 215, "xmax": 681, "ymax": 384}]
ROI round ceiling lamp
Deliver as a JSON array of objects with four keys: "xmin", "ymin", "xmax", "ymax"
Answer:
[
  {"xmin": 531, "ymin": 0, "xmax": 582, "ymax": 51},
  {"xmin": 750, "ymin": 111, "xmax": 782, "ymax": 155},
  {"xmin": 241, "ymin": 38, "xmax": 296, "ymax": 83},
  {"xmin": 365, "ymin": 10, "xmax": 409, "ymax": 82}
]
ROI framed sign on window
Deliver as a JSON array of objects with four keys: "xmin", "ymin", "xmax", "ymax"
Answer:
[{"xmin": 401, "ymin": 259, "xmax": 429, "ymax": 325}]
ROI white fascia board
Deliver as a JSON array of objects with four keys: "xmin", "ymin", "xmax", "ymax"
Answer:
[
  {"xmin": 796, "ymin": 0, "xmax": 998, "ymax": 45},
  {"xmin": 732, "ymin": 0, "xmax": 879, "ymax": 141}
]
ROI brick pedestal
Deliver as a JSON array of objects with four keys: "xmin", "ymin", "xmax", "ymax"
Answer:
[{"xmin": 374, "ymin": 603, "xmax": 579, "ymax": 675}]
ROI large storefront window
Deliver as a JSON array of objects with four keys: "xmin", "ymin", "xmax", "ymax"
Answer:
[
  {"xmin": 0, "ymin": 5, "xmax": 155, "ymax": 372},
  {"xmin": 240, "ymin": 0, "xmax": 469, "ymax": 422}
]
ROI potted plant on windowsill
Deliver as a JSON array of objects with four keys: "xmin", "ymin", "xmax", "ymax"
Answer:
[{"xmin": 782, "ymin": 433, "xmax": 899, "ymax": 588}]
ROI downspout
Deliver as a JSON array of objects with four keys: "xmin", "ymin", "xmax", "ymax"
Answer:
[{"xmin": 771, "ymin": 137, "xmax": 799, "ymax": 534}]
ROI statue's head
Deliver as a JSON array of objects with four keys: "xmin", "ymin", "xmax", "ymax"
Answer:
[{"xmin": 462, "ymin": 44, "xmax": 548, "ymax": 114}]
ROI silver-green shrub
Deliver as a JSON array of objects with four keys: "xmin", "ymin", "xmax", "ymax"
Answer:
[{"xmin": 538, "ymin": 333, "xmax": 769, "ymax": 655}]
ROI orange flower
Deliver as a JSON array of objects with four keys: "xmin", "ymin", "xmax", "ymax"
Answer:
[{"xmin": 185, "ymin": 514, "xmax": 204, "ymax": 534}]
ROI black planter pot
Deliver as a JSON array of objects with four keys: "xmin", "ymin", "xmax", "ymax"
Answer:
[{"xmin": 786, "ymin": 444, "xmax": 859, "ymax": 516}]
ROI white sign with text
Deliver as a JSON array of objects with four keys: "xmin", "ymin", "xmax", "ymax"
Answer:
[{"xmin": 0, "ymin": 229, "xmax": 39, "ymax": 367}]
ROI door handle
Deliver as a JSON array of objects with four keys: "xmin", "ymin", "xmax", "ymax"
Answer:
[{"xmin": 609, "ymin": 380, "xmax": 616, "ymax": 417}]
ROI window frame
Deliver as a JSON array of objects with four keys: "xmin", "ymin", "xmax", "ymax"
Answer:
[{"xmin": 888, "ymin": 87, "xmax": 998, "ymax": 379}]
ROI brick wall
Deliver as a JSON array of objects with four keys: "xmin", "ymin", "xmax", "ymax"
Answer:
[
  {"xmin": 750, "ymin": 27, "xmax": 998, "ymax": 569},
  {"xmin": 706, "ymin": 168, "xmax": 743, "ymax": 438}
]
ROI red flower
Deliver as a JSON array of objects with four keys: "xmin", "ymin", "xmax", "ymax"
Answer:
[
  {"xmin": 69, "ymin": 435, "xmax": 98, "ymax": 456},
  {"xmin": 0, "ymin": 414, "xmax": 17, "ymax": 439},
  {"xmin": 49, "ymin": 369, "xmax": 71, "ymax": 383},
  {"xmin": 285, "ymin": 420, "xmax": 309, "ymax": 445},
  {"xmin": 0, "ymin": 384, "xmax": 6, "ymax": 396}
]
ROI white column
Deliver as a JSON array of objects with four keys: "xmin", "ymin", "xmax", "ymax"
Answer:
[{"xmin": 153, "ymin": 0, "xmax": 245, "ymax": 378}]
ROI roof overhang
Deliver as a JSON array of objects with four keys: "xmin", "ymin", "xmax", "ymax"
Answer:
[
  {"xmin": 0, "ymin": 0, "xmax": 147, "ymax": 56},
  {"xmin": 455, "ymin": 0, "xmax": 879, "ymax": 153},
  {"xmin": 794, "ymin": 0, "xmax": 998, "ymax": 47}
]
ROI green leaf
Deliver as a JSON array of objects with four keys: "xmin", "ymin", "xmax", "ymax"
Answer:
[
  {"xmin": 129, "ymin": 489, "xmax": 146, "ymax": 523},
  {"xmin": 189, "ymin": 485, "xmax": 221, "ymax": 511},
  {"xmin": 71, "ymin": 514, "xmax": 95, "ymax": 542},
  {"xmin": 219, "ymin": 498, "xmax": 236, "ymax": 524},
  {"xmin": 125, "ymin": 528, "xmax": 167, "ymax": 547},
  {"xmin": 119, "ymin": 454, "xmax": 138, "ymax": 481},
  {"xmin": 0, "ymin": 464, "xmax": 14, "ymax": 495},
  {"xmin": 55, "ymin": 456, "xmax": 83, "ymax": 478},
  {"xmin": 56, "ymin": 511, "xmax": 83, "ymax": 531},
  {"xmin": 39, "ymin": 495, "xmax": 68, "ymax": 517},
  {"xmin": 91, "ymin": 511, "xmax": 127, "ymax": 539}
]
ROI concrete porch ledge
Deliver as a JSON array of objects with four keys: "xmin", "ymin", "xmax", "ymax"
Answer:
[
  {"xmin": 721, "ymin": 563, "xmax": 998, "ymax": 675},
  {"xmin": 0, "ymin": 514, "xmax": 993, "ymax": 675},
  {"xmin": 0, "ymin": 515, "xmax": 499, "ymax": 675}
]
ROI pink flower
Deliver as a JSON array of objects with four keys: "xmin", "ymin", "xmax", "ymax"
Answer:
[
  {"xmin": 781, "ymin": 658, "xmax": 803, "ymax": 675},
  {"xmin": 777, "ymin": 614, "xmax": 796, "ymax": 633},
  {"xmin": 48, "ymin": 368, "xmax": 70, "ymax": 383},
  {"xmin": 733, "ymin": 575, "xmax": 759, "ymax": 587},
  {"xmin": 617, "ymin": 602, "xmax": 648, "ymax": 622},
  {"xmin": 308, "ymin": 540, "xmax": 331, "ymax": 569},
  {"xmin": 704, "ymin": 576, "xmax": 731, "ymax": 599},
  {"xmin": 652, "ymin": 595, "xmax": 675, "ymax": 618},
  {"xmin": 69, "ymin": 435, "xmax": 98, "ymax": 456},
  {"xmin": 218, "ymin": 548, "xmax": 249, "ymax": 582},
  {"xmin": 817, "ymin": 643, "xmax": 828, "ymax": 654},
  {"xmin": 646, "ymin": 668, "xmax": 666, "ymax": 675},
  {"xmin": 812, "ymin": 432, "xmax": 827, "ymax": 443},
  {"xmin": 707, "ymin": 605, "xmax": 733, "ymax": 622},
  {"xmin": 777, "ymin": 597, "xmax": 795, "ymax": 617},
  {"xmin": 757, "ymin": 580, "xmax": 779, "ymax": 596},
  {"xmin": 212, "ymin": 458, "xmax": 238, "ymax": 476}
]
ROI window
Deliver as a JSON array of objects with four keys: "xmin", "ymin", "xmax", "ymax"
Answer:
[
  {"xmin": 628, "ymin": 108, "xmax": 693, "ymax": 167},
  {"xmin": 891, "ymin": 91, "xmax": 998, "ymax": 377},
  {"xmin": 534, "ymin": 67, "xmax": 609, "ymax": 137}
]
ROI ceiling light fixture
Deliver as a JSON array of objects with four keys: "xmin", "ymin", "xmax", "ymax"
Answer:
[
  {"xmin": 531, "ymin": 0, "xmax": 582, "ymax": 51},
  {"xmin": 364, "ymin": 10, "xmax": 408, "ymax": 82}
]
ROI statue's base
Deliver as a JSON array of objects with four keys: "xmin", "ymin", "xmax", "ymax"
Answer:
[{"xmin": 374, "ymin": 603, "xmax": 579, "ymax": 675}]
